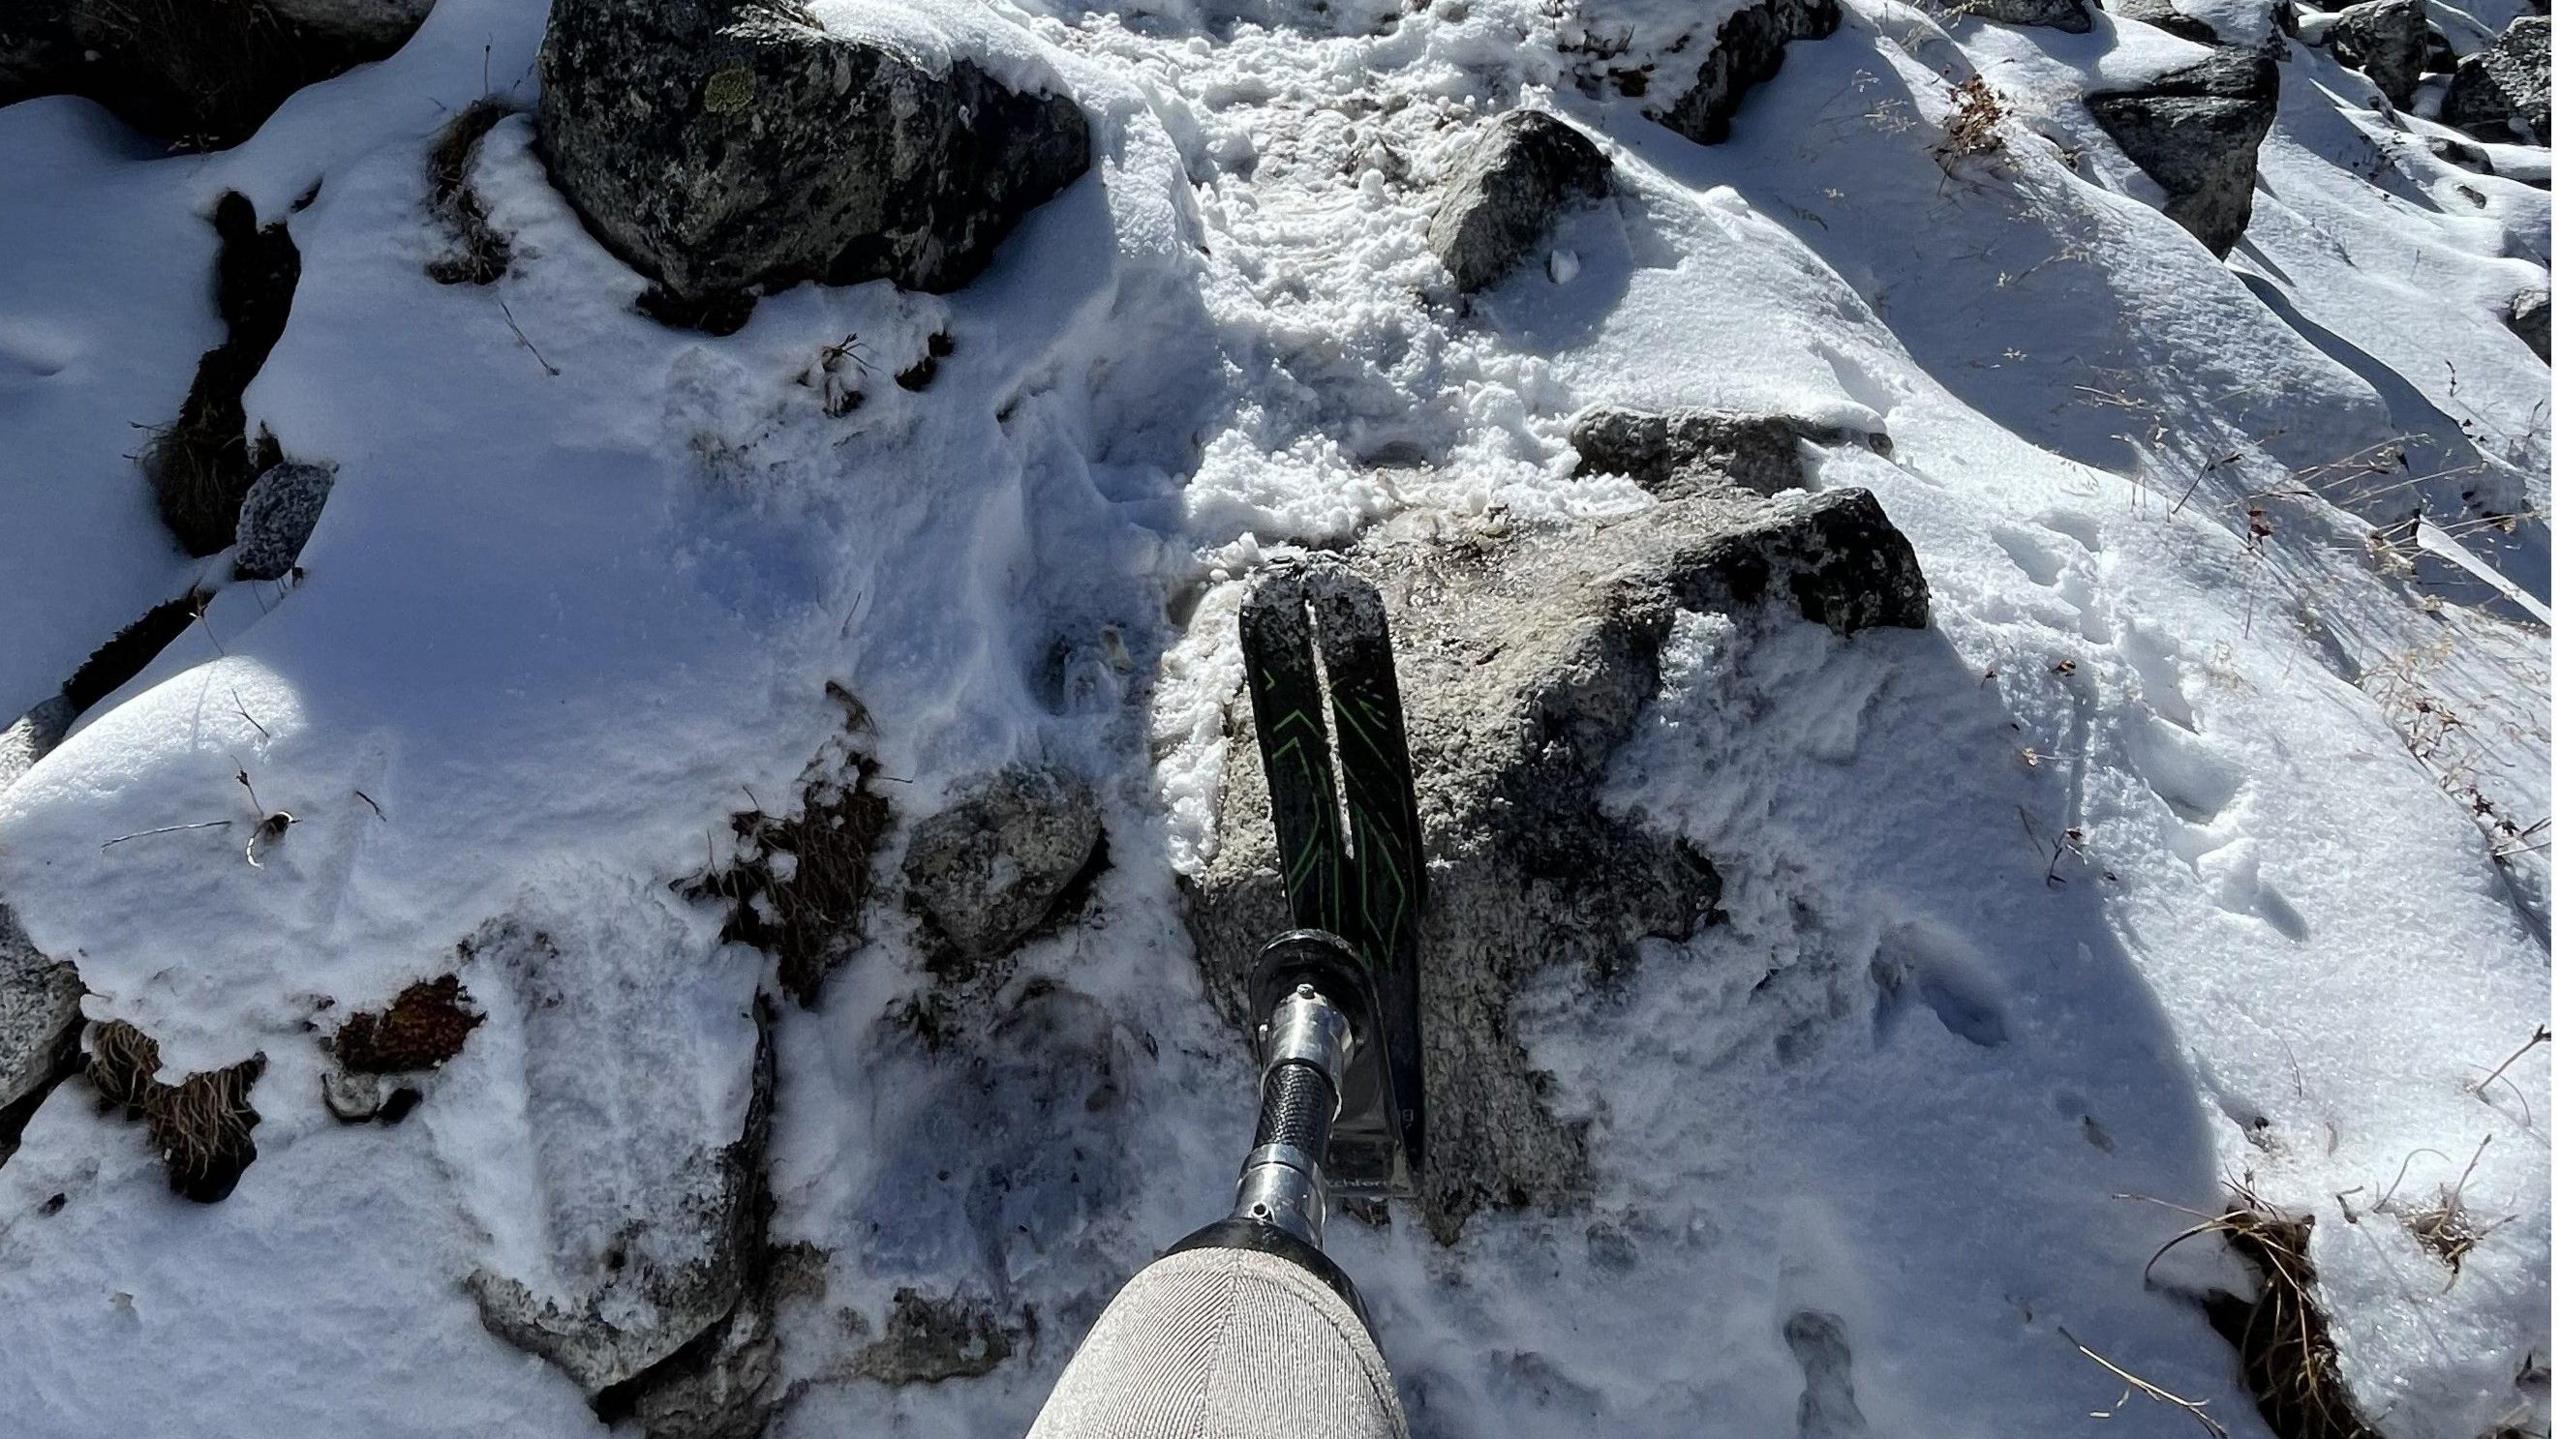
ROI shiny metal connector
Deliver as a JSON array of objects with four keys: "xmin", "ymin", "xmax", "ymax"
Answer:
[{"xmin": 1232, "ymin": 984, "xmax": 1356, "ymax": 1249}]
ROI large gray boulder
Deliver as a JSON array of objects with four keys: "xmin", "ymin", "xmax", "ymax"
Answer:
[
  {"xmin": 1571, "ymin": 407, "xmax": 1891, "ymax": 499},
  {"xmin": 2087, "ymin": 50, "xmax": 2282, "ymax": 258},
  {"xmin": 2325, "ymin": 0, "xmax": 2432, "ymax": 107},
  {"xmin": 233, "ymin": 460, "xmax": 335, "ymax": 581},
  {"xmin": 2442, "ymin": 17, "xmax": 2550, "ymax": 143},
  {"xmin": 1657, "ymin": 0, "xmax": 1843, "ymax": 145},
  {"xmin": 1942, "ymin": 0, "xmax": 2094, "ymax": 34},
  {"xmin": 1183, "ymin": 487, "xmax": 1928, "ymax": 1241},
  {"xmin": 1427, "ymin": 112, "xmax": 1613, "ymax": 294},
  {"xmin": 536, "ymin": 0, "xmax": 1090, "ymax": 326},
  {"xmin": 902, "ymin": 766, "xmax": 1103, "ymax": 976},
  {"xmin": 0, "ymin": 908, "xmax": 83, "ymax": 1165},
  {"xmin": 1, "ymin": 0, "xmax": 434, "ymax": 146}
]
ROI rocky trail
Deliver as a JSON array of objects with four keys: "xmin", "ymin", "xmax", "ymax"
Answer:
[{"xmin": 0, "ymin": 0, "xmax": 2548, "ymax": 1435}]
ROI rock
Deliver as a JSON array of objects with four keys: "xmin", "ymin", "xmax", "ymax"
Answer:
[
  {"xmin": 1571, "ymin": 407, "xmax": 1891, "ymax": 499},
  {"xmin": 2425, "ymin": 133, "xmax": 2494, "ymax": 170},
  {"xmin": 1943, "ymin": 0, "xmax": 2094, "ymax": 33},
  {"xmin": 1426, "ymin": 111, "xmax": 1614, "ymax": 293},
  {"xmin": 536, "ymin": 0, "xmax": 1090, "ymax": 325},
  {"xmin": 0, "ymin": 695, "xmax": 73, "ymax": 795},
  {"xmin": 0, "ymin": 909, "xmax": 84, "ymax": 1164},
  {"xmin": 850, "ymin": 1289, "xmax": 1019, "ymax": 1384},
  {"xmin": 902, "ymin": 766, "xmax": 1102, "ymax": 973},
  {"xmin": 2442, "ymin": 17, "xmax": 2550, "ymax": 143},
  {"xmin": 467, "ymin": 919, "xmax": 776, "ymax": 1414},
  {"xmin": 232, "ymin": 461, "xmax": 335, "ymax": 581},
  {"xmin": 1657, "ymin": 0, "xmax": 1843, "ymax": 146},
  {"xmin": 1183, "ymin": 489, "xmax": 1928, "ymax": 1240},
  {"xmin": 2113, "ymin": 0, "xmax": 2223, "ymax": 43},
  {"xmin": 2507, "ymin": 288, "xmax": 2551, "ymax": 362},
  {"xmin": 2325, "ymin": 0, "xmax": 2430, "ymax": 106},
  {"xmin": 263, "ymin": 0, "xmax": 436, "ymax": 51},
  {"xmin": 4, "ymin": 0, "xmax": 434, "ymax": 146},
  {"xmin": 2087, "ymin": 50, "xmax": 2282, "ymax": 258},
  {"xmin": 617, "ymin": 1295, "xmax": 781, "ymax": 1439}
]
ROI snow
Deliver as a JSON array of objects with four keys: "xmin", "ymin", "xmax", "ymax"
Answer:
[{"xmin": 0, "ymin": 0, "xmax": 2547, "ymax": 1434}]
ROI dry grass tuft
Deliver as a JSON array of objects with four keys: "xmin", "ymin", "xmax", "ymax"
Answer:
[
  {"xmin": 333, "ymin": 974, "xmax": 484, "ymax": 1073},
  {"xmin": 1932, "ymin": 75, "xmax": 2010, "ymax": 169},
  {"xmin": 2145, "ymin": 1184, "xmax": 2384, "ymax": 1439},
  {"xmin": 145, "ymin": 191, "xmax": 299, "ymax": 555},
  {"xmin": 87, "ymin": 1020, "xmax": 266, "ymax": 1203},
  {"xmin": 2384, "ymin": 1135, "xmax": 2512, "ymax": 1278},
  {"xmin": 76, "ymin": 0, "xmax": 301, "ymax": 149},
  {"xmin": 688, "ymin": 691, "xmax": 892, "ymax": 1006},
  {"xmin": 425, "ymin": 98, "xmax": 517, "ymax": 285}
]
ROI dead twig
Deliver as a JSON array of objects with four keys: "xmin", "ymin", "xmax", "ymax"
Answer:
[{"xmin": 2058, "ymin": 1326, "xmax": 2230, "ymax": 1437}]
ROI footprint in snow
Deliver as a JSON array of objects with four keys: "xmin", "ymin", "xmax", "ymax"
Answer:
[
  {"xmin": 1869, "ymin": 923, "xmax": 2011, "ymax": 1050},
  {"xmin": 1784, "ymin": 1310, "xmax": 1870, "ymax": 1438}
]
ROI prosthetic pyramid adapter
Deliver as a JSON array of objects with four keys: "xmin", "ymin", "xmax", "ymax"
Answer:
[{"xmin": 1029, "ymin": 558, "xmax": 1425, "ymax": 1438}]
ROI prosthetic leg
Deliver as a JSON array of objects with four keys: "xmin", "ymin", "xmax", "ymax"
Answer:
[{"xmin": 1029, "ymin": 562, "xmax": 1427, "ymax": 1439}]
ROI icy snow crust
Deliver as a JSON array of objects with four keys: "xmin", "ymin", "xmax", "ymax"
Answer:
[{"xmin": 0, "ymin": 0, "xmax": 2546, "ymax": 1433}]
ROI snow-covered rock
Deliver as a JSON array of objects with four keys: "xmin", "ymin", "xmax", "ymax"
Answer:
[
  {"xmin": 2324, "ymin": 0, "xmax": 2432, "ymax": 106},
  {"xmin": 2508, "ymin": 286, "xmax": 2551, "ymax": 361},
  {"xmin": 1656, "ymin": 0, "xmax": 1843, "ymax": 145},
  {"xmin": 535, "ymin": 0, "xmax": 1090, "ymax": 326},
  {"xmin": 1570, "ymin": 407, "xmax": 1892, "ymax": 499},
  {"xmin": 0, "ymin": 907, "xmax": 81, "ymax": 1161},
  {"xmin": 1427, "ymin": 112, "xmax": 1614, "ymax": 294},
  {"xmin": 2111, "ymin": 0, "xmax": 2223, "ymax": 44},
  {"xmin": 231, "ymin": 460, "xmax": 334, "ymax": 582},
  {"xmin": 264, "ymin": 0, "xmax": 438, "ymax": 51},
  {"xmin": 1185, "ymin": 492, "xmax": 1928, "ymax": 1239},
  {"xmin": 0, "ymin": 694, "xmax": 71, "ymax": 795},
  {"xmin": 2086, "ymin": 49, "xmax": 2282, "ymax": 257},
  {"xmin": 903, "ymin": 766, "xmax": 1102, "ymax": 974},
  {"xmin": 0, "ymin": 0, "xmax": 434, "ymax": 144},
  {"xmin": 461, "ymin": 917, "xmax": 776, "ymax": 1421},
  {"xmin": 2442, "ymin": 16, "xmax": 2551, "ymax": 143}
]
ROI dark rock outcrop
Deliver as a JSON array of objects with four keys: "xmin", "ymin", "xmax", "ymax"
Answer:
[
  {"xmin": 233, "ymin": 460, "xmax": 334, "ymax": 580},
  {"xmin": 902, "ymin": 766, "xmax": 1102, "ymax": 974},
  {"xmin": 536, "ymin": 0, "xmax": 1090, "ymax": 327},
  {"xmin": 1571, "ymin": 407, "xmax": 1891, "ymax": 499},
  {"xmin": 1183, "ymin": 488, "xmax": 1928, "ymax": 1240},
  {"xmin": 1427, "ymin": 111, "xmax": 1613, "ymax": 293},
  {"xmin": 2324, "ymin": 0, "xmax": 2430, "ymax": 106},
  {"xmin": 0, "ymin": 0, "xmax": 434, "ymax": 148},
  {"xmin": 2112, "ymin": 0, "xmax": 2222, "ymax": 44},
  {"xmin": 1657, "ymin": 0, "xmax": 1843, "ymax": 146},
  {"xmin": 2441, "ymin": 17, "xmax": 2550, "ymax": 143},
  {"xmin": 2087, "ymin": 50, "xmax": 2282, "ymax": 258},
  {"xmin": 1944, "ymin": 0, "xmax": 2094, "ymax": 34},
  {"xmin": 2507, "ymin": 287, "xmax": 2550, "ymax": 362}
]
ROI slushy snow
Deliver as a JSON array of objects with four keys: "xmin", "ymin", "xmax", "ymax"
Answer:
[{"xmin": 0, "ymin": 0, "xmax": 2546, "ymax": 1434}]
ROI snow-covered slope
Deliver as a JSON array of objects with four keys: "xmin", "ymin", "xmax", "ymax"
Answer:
[{"xmin": 0, "ymin": 0, "xmax": 2545, "ymax": 1435}]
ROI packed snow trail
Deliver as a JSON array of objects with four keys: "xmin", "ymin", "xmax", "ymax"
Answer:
[{"xmin": 0, "ymin": 0, "xmax": 2546, "ymax": 1435}]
